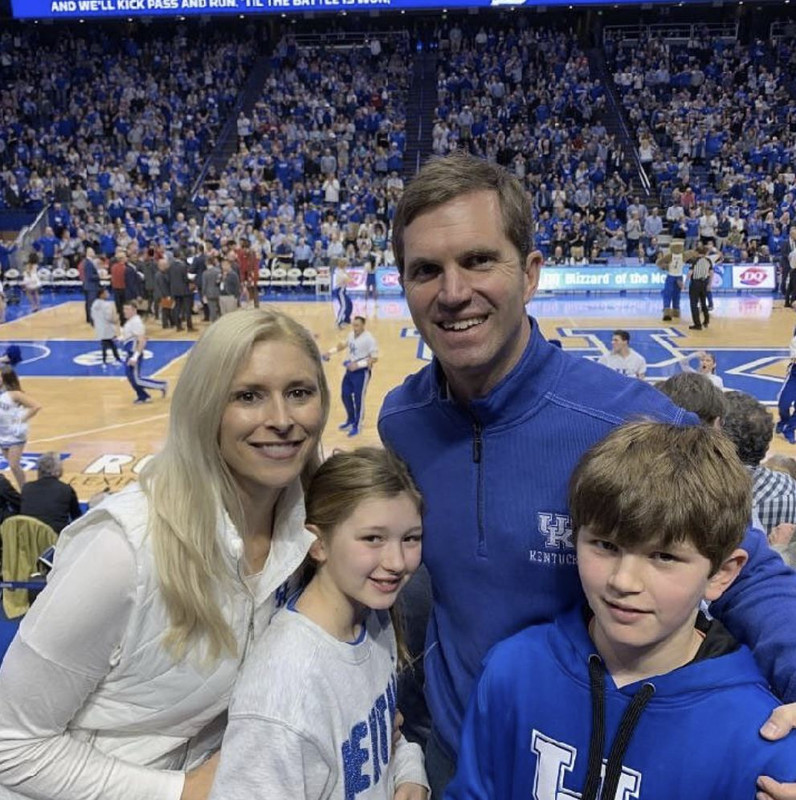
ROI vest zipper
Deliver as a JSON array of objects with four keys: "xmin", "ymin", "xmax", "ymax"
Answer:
[
  {"xmin": 236, "ymin": 559, "xmax": 257, "ymax": 666},
  {"xmin": 241, "ymin": 597, "xmax": 255, "ymax": 665}
]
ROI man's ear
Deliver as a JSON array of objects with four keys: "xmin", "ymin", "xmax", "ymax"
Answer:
[
  {"xmin": 306, "ymin": 524, "xmax": 327, "ymax": 564},
  {"xmin": 705, "ymin": 548, "xmax": 748, "ymax": 602},
  {"xmin": 523, "ymin": 250, "xmax": 543, "ymax": 303}
]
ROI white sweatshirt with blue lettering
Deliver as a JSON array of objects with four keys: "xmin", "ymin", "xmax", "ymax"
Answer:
[{"xmin": 209, "ymin": 603, "xmax": 428, "ymax": 800}]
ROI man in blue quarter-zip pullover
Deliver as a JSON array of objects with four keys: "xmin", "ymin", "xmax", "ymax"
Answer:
[{"xmin": 378, "ymin": 152, "xmax": 796, "ymax": 800}]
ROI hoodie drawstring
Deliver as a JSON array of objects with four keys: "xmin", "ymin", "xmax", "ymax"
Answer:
[
  {"xmin": 582, "ymin": 655, "xmax": 606, "ymax": 800},
  {"xmin": 583, "ymin": 654, "xmax": 656, "ymax": 800}
]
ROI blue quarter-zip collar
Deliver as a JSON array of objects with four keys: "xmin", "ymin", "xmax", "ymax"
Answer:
[{"xmin": 429, "ymin": 316, "xmax": 565, "ymax": 429}]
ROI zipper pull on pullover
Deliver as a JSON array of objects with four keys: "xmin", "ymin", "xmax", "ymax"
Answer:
[
  {"xmin": 472, "ymin": 419, "xmax": 482, "ymax": 463},
  {"xmin": 582, "ymin": 654, "xmax": 656, "ymax": 800}
]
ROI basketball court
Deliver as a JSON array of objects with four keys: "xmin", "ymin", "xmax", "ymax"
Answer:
[{"xmin": 1, "ymin": 288, "xmax": 794, "ymax": 502}]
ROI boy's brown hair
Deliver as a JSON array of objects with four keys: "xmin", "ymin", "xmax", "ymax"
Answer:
[
  {"xmin": 657, "ymin": 372, "xmax": 726, "ymax": 426},
  {"xmin": 569, "ymin": 421, "xmax": 751, "ymax": 572}
]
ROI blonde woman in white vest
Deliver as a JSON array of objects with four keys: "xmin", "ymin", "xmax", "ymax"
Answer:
[{"xmin": 0, "ymin": 309, "xmax": 330, "ymax": 800}]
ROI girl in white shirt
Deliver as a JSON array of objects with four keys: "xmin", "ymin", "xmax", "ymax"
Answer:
[
  {"xmin": 211, "ymin": 447, "xmax": 429, "ymax": 800},
  {"xmin": 679, "ymin": 349, "xmax": 724, "ymax": 389},
  {"xmin": 0, "ymin": 366, "xmax": 41, "ymax": 489}
]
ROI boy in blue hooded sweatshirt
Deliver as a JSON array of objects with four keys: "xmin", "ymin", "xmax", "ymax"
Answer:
[{"xmin": 448, "ymin": 421, "xmax": 796, "ymax": 800}]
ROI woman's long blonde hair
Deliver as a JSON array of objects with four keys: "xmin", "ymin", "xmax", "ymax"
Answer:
[{"xmin": 140, "ymin": 309, "xmax": 330, "ymax": 662}]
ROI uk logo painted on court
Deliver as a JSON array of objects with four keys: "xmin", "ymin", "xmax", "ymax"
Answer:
[
  {"xmin": 558, "ymin": 326, "xmax": 790, "ymax": 404},
  {"xmin": 403, "ymin": 325, "xmax": 791, "ymax": 404}
]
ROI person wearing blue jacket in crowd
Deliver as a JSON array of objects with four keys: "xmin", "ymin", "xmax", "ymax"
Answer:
[
  {"xmin": 0, "ymin": 241, "xmax": 17, "ymax": 274},
  {"xmin": 378, "ymin": 153, "xmax": 796, "ymax": 800},
  {"xmin": 33, "ymin": 226, "xmax": 59, "ymax": 266},
  {"xmin": 447, "ymin": 422, "xmax": 796, "ymax": 800}
]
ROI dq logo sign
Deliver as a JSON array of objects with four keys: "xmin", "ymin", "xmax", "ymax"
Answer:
[
  {"xmin": 381, "ymin": 271, "xmax": 401, "ymax": 287},
  {"xmin": 739, "ymin": 267, "xmax": 770, "ymax": 287},
  {"xmin": 731, "ymin": 264, "xmax": 775, "ymax": 289}
]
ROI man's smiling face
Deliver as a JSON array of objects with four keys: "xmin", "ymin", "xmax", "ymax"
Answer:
[{"xmin": 401, "ymin": 190, "xmax": 540, "ymax": 402}]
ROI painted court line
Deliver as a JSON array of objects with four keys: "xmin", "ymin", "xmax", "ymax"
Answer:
[{"xmin": 28, "ymin": 413, "xmax": 169, "ymax": 445}]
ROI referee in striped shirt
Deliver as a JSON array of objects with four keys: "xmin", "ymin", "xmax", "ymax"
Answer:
[{"xmin": 687, "ymin": 244, "xmax": 720, "ymax": 330}]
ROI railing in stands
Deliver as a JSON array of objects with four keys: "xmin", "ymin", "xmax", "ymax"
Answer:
[
  {"xmin": 289, "ymin": 30, "xmax": 409, "ymax": 49},
  {"xmin": 771, "ymin": 21, "xmax": 796, "ymax": 43},
  {"xmin": 14, "ymin": 204, "xmax": 50, "ymax": 271},
  {"xmin": 594, "ymin": 50, "xmax": 652, "ymax": 197},
  {"xmin": 603, "ymin": 22, "xmax": 739, "ymax": 45},
  {"xmin": 190, "ymin": 53, "xmax": 271, "ymax": 201}
]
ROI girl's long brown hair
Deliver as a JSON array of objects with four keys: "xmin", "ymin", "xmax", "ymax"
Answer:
[{"xmin": 304, "ymin": 446, "xmax": 423, "ymax": 669}]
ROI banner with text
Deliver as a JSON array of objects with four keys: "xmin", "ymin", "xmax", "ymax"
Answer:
[
  {"xmin": 335, "ymin": 263, "xmax": 773, "ymax": 296},
  {"xmin": 537, "ymin": 263, "xmax": 774, "ymax": 293},
  {"xmin": 13, "ymin": 0, "xmax": 701, "ymax": 18}
]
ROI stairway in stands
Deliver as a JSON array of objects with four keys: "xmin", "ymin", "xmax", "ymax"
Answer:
[
  {"xmin": 587, "ymin": 47, "xmax": 663, "ymax": 210},
  {"xmin": 402, "ymin": 50, "xmax": 438, "ymax": 180},
  {"xmin": 188, "ymin": 53, "xmax": 272, "ymax": 210}
]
